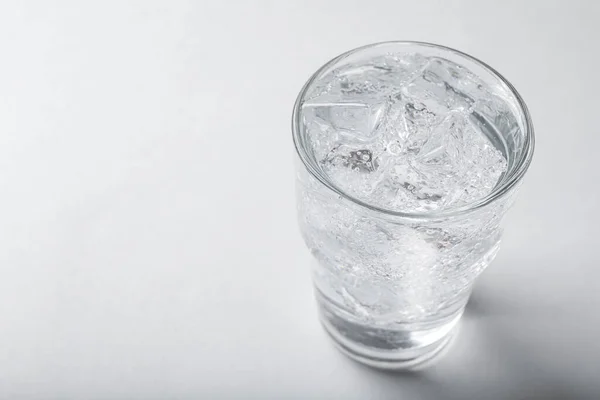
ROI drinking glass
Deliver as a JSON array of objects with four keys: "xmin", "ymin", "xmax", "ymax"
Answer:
[{"xmin": 292, "ymin": 42, "xmax": 534, "ymax": 369}]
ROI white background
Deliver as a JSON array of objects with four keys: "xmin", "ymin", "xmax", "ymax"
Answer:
[{"xmin": 1, "ymin": 1, "xmax": 599, "ymax": 399}]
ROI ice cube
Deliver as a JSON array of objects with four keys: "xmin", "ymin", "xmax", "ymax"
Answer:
[
  {"xmin": 416, "ymin": 111, "xmax": 466, "ymax": 167},
  {"xmin": 320, "ymin": 143, "xmax": 387, "ymax": 202},
  {"xmin": 323, "ymin": 146, "xmax": 380, "ymax": 173},
  {"xmin": 302, "ymin": 96, "xmax": 387, "ymax": 140},
  {"xmin": 402, "ymin": 100, "xmax": 446, "ymax": 153},
  {"xmin": 301, "ymin": 105, "xmax": 340, "ymax": 161},
  {"xmin": 335, "ymin": 53, "xmax": 429, "ymax": 95},
  {"xmin": 403, "ymin": 58, "xmax": 476, "ymax": 114},
  {"xmin": 374, "ymin": 93, "xmax": 412, "ymax": 148},
  {"xmin": 387, "ymin": 162, "xmax": 445, "ymax": 211}
]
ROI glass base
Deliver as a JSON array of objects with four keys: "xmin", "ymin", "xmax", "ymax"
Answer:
[{"xmin": 317, "ymin": 292, "xmax": 463, "ymax": 370}]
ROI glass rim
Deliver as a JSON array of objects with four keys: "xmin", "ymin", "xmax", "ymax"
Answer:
[{"xmin": 292, "ymin": 41, "xmax": 535, "ymax": 220}]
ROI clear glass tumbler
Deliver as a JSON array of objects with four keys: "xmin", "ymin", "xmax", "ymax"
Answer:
[{"xmin": 292, "ymin": 42, "xmax": 534, "ymax": 369}]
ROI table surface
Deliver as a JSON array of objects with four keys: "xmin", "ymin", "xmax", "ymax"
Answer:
[{"xmin": 1, "ymin": 1, "xmax": 599, "ymax": 399}]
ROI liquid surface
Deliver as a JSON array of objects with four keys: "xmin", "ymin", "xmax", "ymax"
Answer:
[{"xmin": 300, "ymin": 53, "xmax": 508, "ymax": 213}]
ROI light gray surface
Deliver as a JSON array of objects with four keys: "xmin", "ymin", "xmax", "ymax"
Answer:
[{"xmin": 0, "ymin": 1, "xmax": 598, "ymax": 399}]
